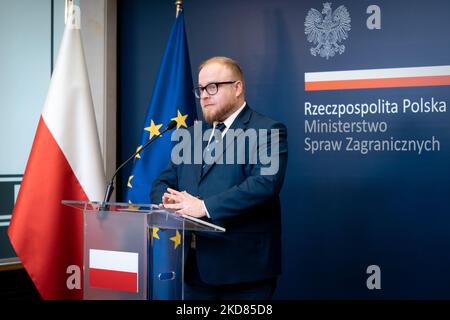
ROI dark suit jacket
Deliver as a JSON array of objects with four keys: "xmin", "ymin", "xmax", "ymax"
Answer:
[{"xmin": 151, "ymin": 104, "xmax": 288, "ymax": 285}]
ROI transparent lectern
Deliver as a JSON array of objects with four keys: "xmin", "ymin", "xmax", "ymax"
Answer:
[{"xmin": 62, "ymin": 201, "xmax": 225, "ymax": 300}]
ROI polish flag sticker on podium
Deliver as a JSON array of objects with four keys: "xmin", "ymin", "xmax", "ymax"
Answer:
[{"xmin": 89, "ymin": 249, "xmax": 139, "ymax": 293}]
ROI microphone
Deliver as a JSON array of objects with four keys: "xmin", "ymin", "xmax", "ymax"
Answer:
[{"xmin": 101, "ymin": 119, "xmax": 178, "ymax": 207}]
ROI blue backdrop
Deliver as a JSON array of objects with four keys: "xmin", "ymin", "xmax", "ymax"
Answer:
[{"xmin": 118, "ymin": 0, "xmax": 450, "ymax": 299}]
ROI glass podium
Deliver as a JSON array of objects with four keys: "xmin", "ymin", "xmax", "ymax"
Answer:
[{"xmin": 62, "ymin": 200, "xmax": 225, "ymax": 300}]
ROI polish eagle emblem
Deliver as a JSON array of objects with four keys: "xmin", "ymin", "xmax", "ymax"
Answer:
[{"xmin": 304, "ymin": 2, "xmax": 351, "ymax": 59}]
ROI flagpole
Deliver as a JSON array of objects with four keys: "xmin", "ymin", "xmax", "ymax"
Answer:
[{"xmin": 175, "ymin": 0, "xmax": 183, "ymax": 17}]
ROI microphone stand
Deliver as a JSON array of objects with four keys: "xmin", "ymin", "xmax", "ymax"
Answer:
[{"xmin": 100, "ymin": 120, "xmax": 177, "ymax": 209}]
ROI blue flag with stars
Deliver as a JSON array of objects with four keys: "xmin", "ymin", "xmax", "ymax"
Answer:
[{"xmin": 126, "ymin": 11, "xmax": 197, "ymax": 300}]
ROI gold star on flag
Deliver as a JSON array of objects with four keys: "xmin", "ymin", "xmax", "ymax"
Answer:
[
  {"xmin": 170, "ymin": 230, "xmax": 181, "ymax": 249},
  {"xmin": 171, "ymin": 110, "xmax": 188, "ymax": 129},
  {"xmin": 144, "ymin": 119, "xmax": 163, "ymax": 140},
  {"xmin": 127, "ymin": 175, "xmax": 134, "ymax": 188},
  {"xmin": 135, "ymin": 145, "xmax": 143, "ymax": 159},
  {"xmin": 152, "ymin": 227, "xmax": 160, "ymax": 239}
]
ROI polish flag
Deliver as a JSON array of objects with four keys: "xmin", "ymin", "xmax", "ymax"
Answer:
[
  {"xmin": 89, "ymin": 249, "xmax": 139, "ymax": 293},
  {"xmin": 7, "ymin": 5, "xmax": 105, "ymax": 300}
]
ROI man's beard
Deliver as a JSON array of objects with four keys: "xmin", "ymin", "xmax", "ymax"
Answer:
[{"xmin": 202, "ymin": 102, "xmax": 236, "ymax": 124}]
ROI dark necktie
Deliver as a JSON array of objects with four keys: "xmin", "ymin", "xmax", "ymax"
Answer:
[{"xmin": 202, "ymin": 122, "xmax": 227, "ymax": 173}]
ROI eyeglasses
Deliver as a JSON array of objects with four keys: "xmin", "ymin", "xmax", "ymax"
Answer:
[{"xmin": 193, "ymin": 81, "xmax": 237, "ymax": 99}]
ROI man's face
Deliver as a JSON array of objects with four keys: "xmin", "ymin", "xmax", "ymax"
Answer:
[{"xmin": 198, "ymin": 63, "xmax": 239, "ymax": 124}]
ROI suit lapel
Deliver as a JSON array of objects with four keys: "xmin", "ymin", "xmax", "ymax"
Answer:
[{"xmin": 200, "ymin": 105, "xmax": 253, "ymax": 181}]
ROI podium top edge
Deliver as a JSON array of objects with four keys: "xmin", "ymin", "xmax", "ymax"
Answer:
[
  {"xmin": 61, "ymin": 200, "xmax": 156, "ymax": 207},
  {"xmin": 61, "ymin": 200, "xmax": 226, "ymax": 232}
]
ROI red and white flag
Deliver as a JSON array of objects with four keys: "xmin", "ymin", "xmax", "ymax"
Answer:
[
  {"xmin": 89, "ymin": 249, "xmax": 139, "ymax": 293},
  {"xmin": 7, "ymin": 5, "xmax": 105, "ymax": 300},
  {"xmin": 305, "ymin": 65, "xmax": 450, "ymax": 91}
]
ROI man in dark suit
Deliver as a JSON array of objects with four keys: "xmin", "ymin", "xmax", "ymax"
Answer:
[{"xmin": 151, "ymin": 56, "xmax": 288, "ymax": 299}]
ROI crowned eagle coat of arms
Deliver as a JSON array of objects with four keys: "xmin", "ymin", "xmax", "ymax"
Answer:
[{"xmin": 304, "ymin": 2, "xmax": 351, "ymax": 59}]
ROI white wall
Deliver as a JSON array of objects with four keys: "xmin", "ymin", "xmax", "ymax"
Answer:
[{"xmin": 0, "ymin": 0, "xmax": 52, "ymax": 175}]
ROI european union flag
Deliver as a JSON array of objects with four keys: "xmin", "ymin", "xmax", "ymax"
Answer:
[{"xmin": 125, "ymin": 11, "xmax": 197, "ymax": 300}]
